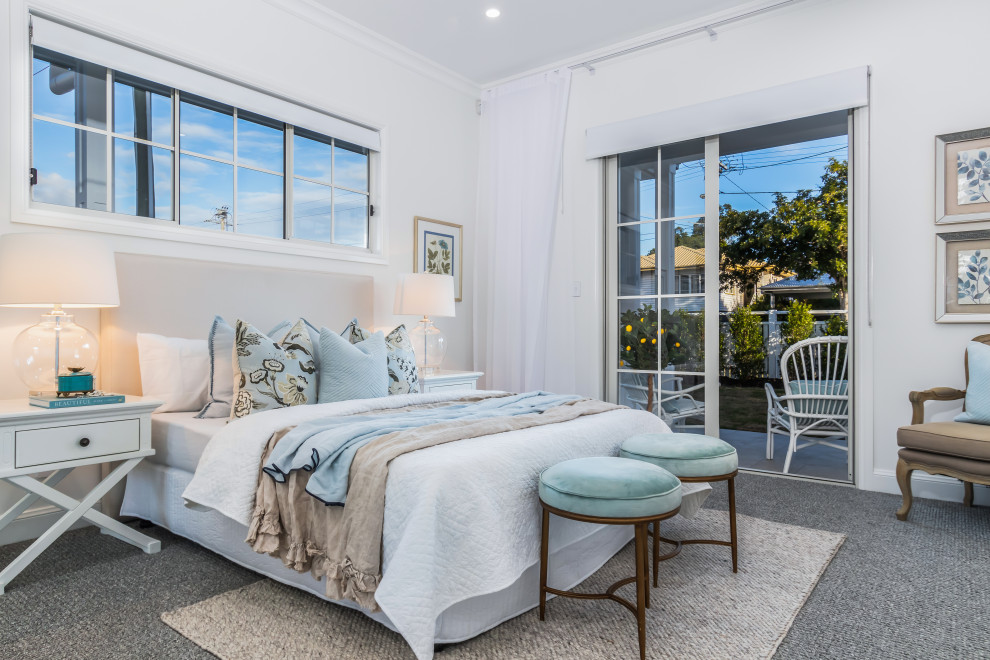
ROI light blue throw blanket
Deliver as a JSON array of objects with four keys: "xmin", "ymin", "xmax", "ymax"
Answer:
[{"xmin": 262, "ymin": 391, "xmax": 580, "ymax": 505}]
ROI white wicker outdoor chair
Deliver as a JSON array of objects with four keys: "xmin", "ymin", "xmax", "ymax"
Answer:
[
  {"xmin": 621, "ymin": 372, "xmax": 705, "ymax": 432},
  {"xmin": 775, "ymin": 336, "xmax": 850, "ymax": 479}
]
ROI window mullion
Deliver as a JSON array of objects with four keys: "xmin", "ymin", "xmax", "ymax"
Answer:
[
  {"xmin": 106, "ymin": 68, "xmax": 114, "ymax": 214},
  {"xmin": 330, "ymin": 137, "xmax": 336, "ymax": 245},
  {"xmin": 232, "ymin": 108, "xmax": 238, "ymax": 233},
  {"xmin": 285, "ymin": 125, "xmax": 294, "ymax": 240},
  {"xmin": 172, "ymin": 89, "xmax": 180, "ymax": 224}
]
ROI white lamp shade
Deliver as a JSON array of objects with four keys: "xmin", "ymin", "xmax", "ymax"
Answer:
[
  {"xmin": 394, "ymin": 273, "xmax": 456, "ymax": 318},
  {"xmin": 0, "ymin": 233, "xmax": 120, "ymax": 308}
]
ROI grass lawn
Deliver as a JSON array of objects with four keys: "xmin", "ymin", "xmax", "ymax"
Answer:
[{"xmin": 719, "ymin": 385, "xmax": 779, "ymax": 432}]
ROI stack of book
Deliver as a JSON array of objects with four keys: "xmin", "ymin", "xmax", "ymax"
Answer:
[{"xmin": 29, "ymin": 392, "xmax": 125, "ymax": 409}]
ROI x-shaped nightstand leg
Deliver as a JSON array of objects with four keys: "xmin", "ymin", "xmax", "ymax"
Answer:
[
  {"xmin": 0, "ymin": 469, "xmax": 73, "ymax": 533},
  {"xmin": 0, "ymin": 458, "xmax": 160, "ymax": 594}
]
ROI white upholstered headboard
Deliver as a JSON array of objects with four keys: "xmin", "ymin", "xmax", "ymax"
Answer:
[{"xmin": 100, "ymin": 253, "xmax": 375, "ymax": 395}]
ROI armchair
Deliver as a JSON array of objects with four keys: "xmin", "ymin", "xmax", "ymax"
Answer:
[{"xmin": 895, "ymin": 334, "xmax": 990, "ymax": 520}]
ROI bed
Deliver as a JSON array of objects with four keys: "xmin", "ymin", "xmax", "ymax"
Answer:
[{"xmin": 104, "ymin": 254, "xmax": 710, "ymax": 660}]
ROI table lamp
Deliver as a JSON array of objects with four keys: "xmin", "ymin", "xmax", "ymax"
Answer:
[
  {"xmin": 0, "ymin": 233, "xmax": 119, "ymax": 395},
  {"xmin": 394, "ymin": 272, "xmax": 455, "ymax": 375}
]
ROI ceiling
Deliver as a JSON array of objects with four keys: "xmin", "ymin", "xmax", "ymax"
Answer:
[{"xmin": 312, "ymin": 0, "xmax": 761, "ymax": 85}]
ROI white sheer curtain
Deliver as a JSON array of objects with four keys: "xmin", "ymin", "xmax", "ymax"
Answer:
[{"xmin": 474, "ymin": 69, "xmax": 572, "ymax": 392}]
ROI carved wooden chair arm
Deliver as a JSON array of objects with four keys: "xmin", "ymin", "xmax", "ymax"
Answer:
[{"xmin": 908, "ymin": 387, "xmax": 966, "ymax": 424}]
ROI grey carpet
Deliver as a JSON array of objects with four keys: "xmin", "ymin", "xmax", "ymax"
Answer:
[
  {"xmin": 1, "ymin": 473, "xmax": 988, "ymax": 659},
  {"xmin": 159, "ymin": 511, "xmax": 844, "ymax": 660}
]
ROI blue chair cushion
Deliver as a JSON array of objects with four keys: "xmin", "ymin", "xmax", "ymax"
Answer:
[
  {"xmin": 620, "ymin": 433, "xmax": 738, "ymax": 478},
  {"xmin": 539, "ymin": 457, "xmax": 681, "ymax": 519},
  {"xmin": 787, "ymin": 379, "xmax": 849, "ymax": 417}
]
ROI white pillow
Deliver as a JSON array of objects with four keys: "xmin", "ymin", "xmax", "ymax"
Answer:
[{"xmin": 136, "ymin": 333, "xmax": 209, "ymax": 413}]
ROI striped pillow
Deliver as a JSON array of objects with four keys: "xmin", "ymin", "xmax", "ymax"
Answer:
[{"xmin": 318, "ymin": 328, "xmax": 389, "ymax": 403}]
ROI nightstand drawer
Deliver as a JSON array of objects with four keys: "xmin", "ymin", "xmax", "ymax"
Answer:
[
  {"xmin": 14, "ymin": 419, "xmax": 141, "ymax": 468},
  {"xmin": 426, "ymin": 381, "xmax": 476, "ymax": 393}
]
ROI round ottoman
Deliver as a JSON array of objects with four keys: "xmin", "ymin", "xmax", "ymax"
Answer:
[
  {"xmin": 620, "ymin": 433, "xmax": 739, "ymax": 574},
  {"xmin": 538, "ymin": 457, "xmax": 681, "ymax": 660}
]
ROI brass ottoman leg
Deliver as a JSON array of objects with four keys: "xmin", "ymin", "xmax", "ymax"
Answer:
[
  {"xmin": 895, "ymin": 459, "xmax": 914, "ymax": 521},
  {"xmin": 652, "ymin": 521, "xmax": 659, "ymax": 587},
  {"xmin": 728, "ymin": 476, "xmax": 738, "ymax": 573},
  {"xmin": 634, "ymin": 523, "xmax": 648, "ymax": 660},
  {"xmin": 539, "ymin": 508, "xmax": 549, "ymax": 621}
]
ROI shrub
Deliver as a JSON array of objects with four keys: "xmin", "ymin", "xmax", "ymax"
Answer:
[
  {"xmin": 823, "ymin": 313, "xmax": 848, "ymax": 336},
  {"xmin": 728, "ymin": 305, "xmax": 766, "ymax": 380},
  {"xmin": 782, "ymin": 300, "xmax": 814, "ymax": 347}
]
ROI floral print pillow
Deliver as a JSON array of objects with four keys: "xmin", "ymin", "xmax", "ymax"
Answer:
[
  {"xmin": 342, "ymin": 318, "xmax": 420, "ymax": 395},
  {"xmin": 231, "ymin": 319, "xmax": 317, "ymax": 419}
]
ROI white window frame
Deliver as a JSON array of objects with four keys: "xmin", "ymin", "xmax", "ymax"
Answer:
[{"xmin": 8, "ymin": 5, "xmax": 387, "ymax": 265}]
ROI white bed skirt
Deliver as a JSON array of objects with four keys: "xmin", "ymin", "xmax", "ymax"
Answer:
[{"xmin": 121, "ymin": 460, "xmax": 673, "ymax": 644}]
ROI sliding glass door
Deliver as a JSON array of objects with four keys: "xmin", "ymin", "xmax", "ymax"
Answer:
[{"xmin": 606, "ymin": 112, "xmax": 853, "ymax": 483}]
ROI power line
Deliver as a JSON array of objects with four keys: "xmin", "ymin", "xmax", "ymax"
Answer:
[{"xmin": 721, "ymin": 174, "xmax": 768, "ymax": 211}]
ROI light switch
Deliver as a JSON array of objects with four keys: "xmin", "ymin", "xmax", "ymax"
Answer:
[{"xmin": 572, "ymin": 281, "xmax": 582, "ymax": 297}]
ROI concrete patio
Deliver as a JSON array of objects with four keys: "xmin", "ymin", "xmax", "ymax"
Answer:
[{"xmin": 720, "ymin": 428, "xmax": 850, "ymax": 482}]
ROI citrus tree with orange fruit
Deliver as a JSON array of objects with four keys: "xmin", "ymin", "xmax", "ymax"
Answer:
[{"xmin": 619, "ymin": 303, "xmax": 659, "ymax": 410}]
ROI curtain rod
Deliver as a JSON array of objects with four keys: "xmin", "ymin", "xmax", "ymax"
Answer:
[{"xmin": 569, "ymin": 0, "xmax": 800, "ymax": 74}]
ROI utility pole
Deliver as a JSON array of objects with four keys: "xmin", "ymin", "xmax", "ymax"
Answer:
[{"xmin": 205, "ymin": 205, "xmax": 230, "ymax": 231}]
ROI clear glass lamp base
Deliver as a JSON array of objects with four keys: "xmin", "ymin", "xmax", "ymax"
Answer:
[
  {"xmin": 409, "ymin": 317, "xmax": 447, "ymax": 376},
  {"xmin": 12, "ymin": 311, "xmax": 99, "ymax": 393}
]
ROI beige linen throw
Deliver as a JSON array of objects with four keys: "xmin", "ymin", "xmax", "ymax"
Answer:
[{"xmin": 246, "ymin": 396, "xmax": 621, "ymax": 611}]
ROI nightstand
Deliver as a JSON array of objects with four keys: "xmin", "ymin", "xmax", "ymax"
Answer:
[
  {"xmin": 0, "ymin": 396, "xmax": 162, "ymax": 594},
  {"xmin": 420, "ymin": 370, "xmax": 484, "ymax": 393}
]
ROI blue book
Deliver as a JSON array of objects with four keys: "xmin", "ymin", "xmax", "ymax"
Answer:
[{"xmin": 29, "ymin": 394, "xmax": 126, "ymax": 409}]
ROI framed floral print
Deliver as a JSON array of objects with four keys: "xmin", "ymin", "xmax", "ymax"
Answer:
[
  {"xmin": 936, "ymin": 127, "xmax": 990, "ymax": 224},
  {"xmin": 414, "ymin": 216, "xmax": 463, "ymax": 302},
  {"xmin": 936, "ymin": 229, "xmax": 990, "ymax": 322}
]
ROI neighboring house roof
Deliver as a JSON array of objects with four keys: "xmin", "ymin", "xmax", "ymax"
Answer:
[
  {"xmin": 760, "ymin": 274, "xmax": 835, "ymax": 295},
  {"xmin": 640, "ymin": 245, "xmax": 705, "ymax": 271}
]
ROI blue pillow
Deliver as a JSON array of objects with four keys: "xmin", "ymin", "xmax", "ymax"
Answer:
[
  {"xmin": 956, "ymin": 341, "xmax": 990, "ymax": 424},
  {"xmin": 317, "ymin": 328, "xmax": 389, "ymax": 403}
]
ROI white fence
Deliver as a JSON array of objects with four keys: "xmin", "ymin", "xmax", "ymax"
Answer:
[{"xmin": 721, "ymin": 310, "xmax": 846, "ymax": 379}]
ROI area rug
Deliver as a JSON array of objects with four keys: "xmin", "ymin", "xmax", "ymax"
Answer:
[{"xmin": 162, "ymin": 511, "xmax": 844, "ymax": 659}]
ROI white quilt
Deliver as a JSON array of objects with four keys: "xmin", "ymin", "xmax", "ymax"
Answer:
[{"xmin": 182, "ymin": 391, "xmax": 710, "ymax": 660}]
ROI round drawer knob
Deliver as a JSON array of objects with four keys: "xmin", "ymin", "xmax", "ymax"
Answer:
[{"xmin": 79, "ymin": 437, "xmax": 91, "ymax": 448}]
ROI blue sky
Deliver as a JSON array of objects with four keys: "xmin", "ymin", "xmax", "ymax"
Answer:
[{"xmin": 634, "ymin": 135, "xmax": 849, "ymax": 257}]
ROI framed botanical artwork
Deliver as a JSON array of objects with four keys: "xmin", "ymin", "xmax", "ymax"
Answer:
[
  {"xmin": 936, "ymin": 127, "xmax": 990, "ymax": 224},
  {"xmin": 936, "ymin": 229, "xmax": 990, "ymax": 322},
  {"xmin": 414, "ymin": 216, "xmax": 463, "ymax": 302}
]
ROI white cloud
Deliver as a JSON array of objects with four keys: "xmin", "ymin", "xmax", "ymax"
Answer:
[{"xmin": 33, "ymin": 171, "xmax": 75, "ymax": 207}]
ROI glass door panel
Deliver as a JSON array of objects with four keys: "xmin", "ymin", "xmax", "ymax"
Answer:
[
  {"xmin": 659, "ymin": 216, "xmax": 705, "ymax": 296},
  {"xmin": 716, "ymin": 112, "xmax": 851, "ymax": 482},
  {"xmin": 659, "ymin": 139, "xmax": 705, "ymax": 219},
  {"xmin": 619, "ymin": 223, "xmax": 657, "ymax": 296}
]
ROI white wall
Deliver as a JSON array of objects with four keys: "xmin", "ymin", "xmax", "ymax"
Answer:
[
  {"xmin": 547, "ymin": 0, "xmax": 990, "ymax": 503},
  {"xmin": 0, "ymin": 0, "xmax": 480, "ymax": 543}
]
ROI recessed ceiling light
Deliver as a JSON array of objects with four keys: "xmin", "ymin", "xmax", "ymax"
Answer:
[{"xmin": 485, "ymin": 8, "xmax": 501, "ymax": 18}]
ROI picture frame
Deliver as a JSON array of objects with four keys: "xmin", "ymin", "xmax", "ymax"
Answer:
[
  {"xmin": 935, "ymin": 127, "xmax": 990, "ymax": 224},
  {"xmin": 414, "ymin": 216, "xmax": 463, "ymax": 302},
  {"xmin": 935, "ymin": 228, "xmax": 990, "ymax": 322}
]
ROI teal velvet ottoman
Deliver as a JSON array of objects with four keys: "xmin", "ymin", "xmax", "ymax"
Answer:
[
  {"xmin": 620, "ymin": 433, "xmax": 739, "ymax": 575},
  {"xmin": 538, "ymin": 456, "xmax": 682, "ymax": 660}
]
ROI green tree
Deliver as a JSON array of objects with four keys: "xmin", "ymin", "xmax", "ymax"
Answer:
[
  {"xmin": 675, "ymin": 220, "xmax": 705, "ymax": 250},
  {"xmin": 719, "ymin": 159, "xmax": 848, "ymax": 307},
  {"xmin": 728, "ymin": 305, "xmax": 766, "ymax": 380},
  {"xmin": 781, "ymin": 300, "xmax": 815, "ymax": 347}
]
